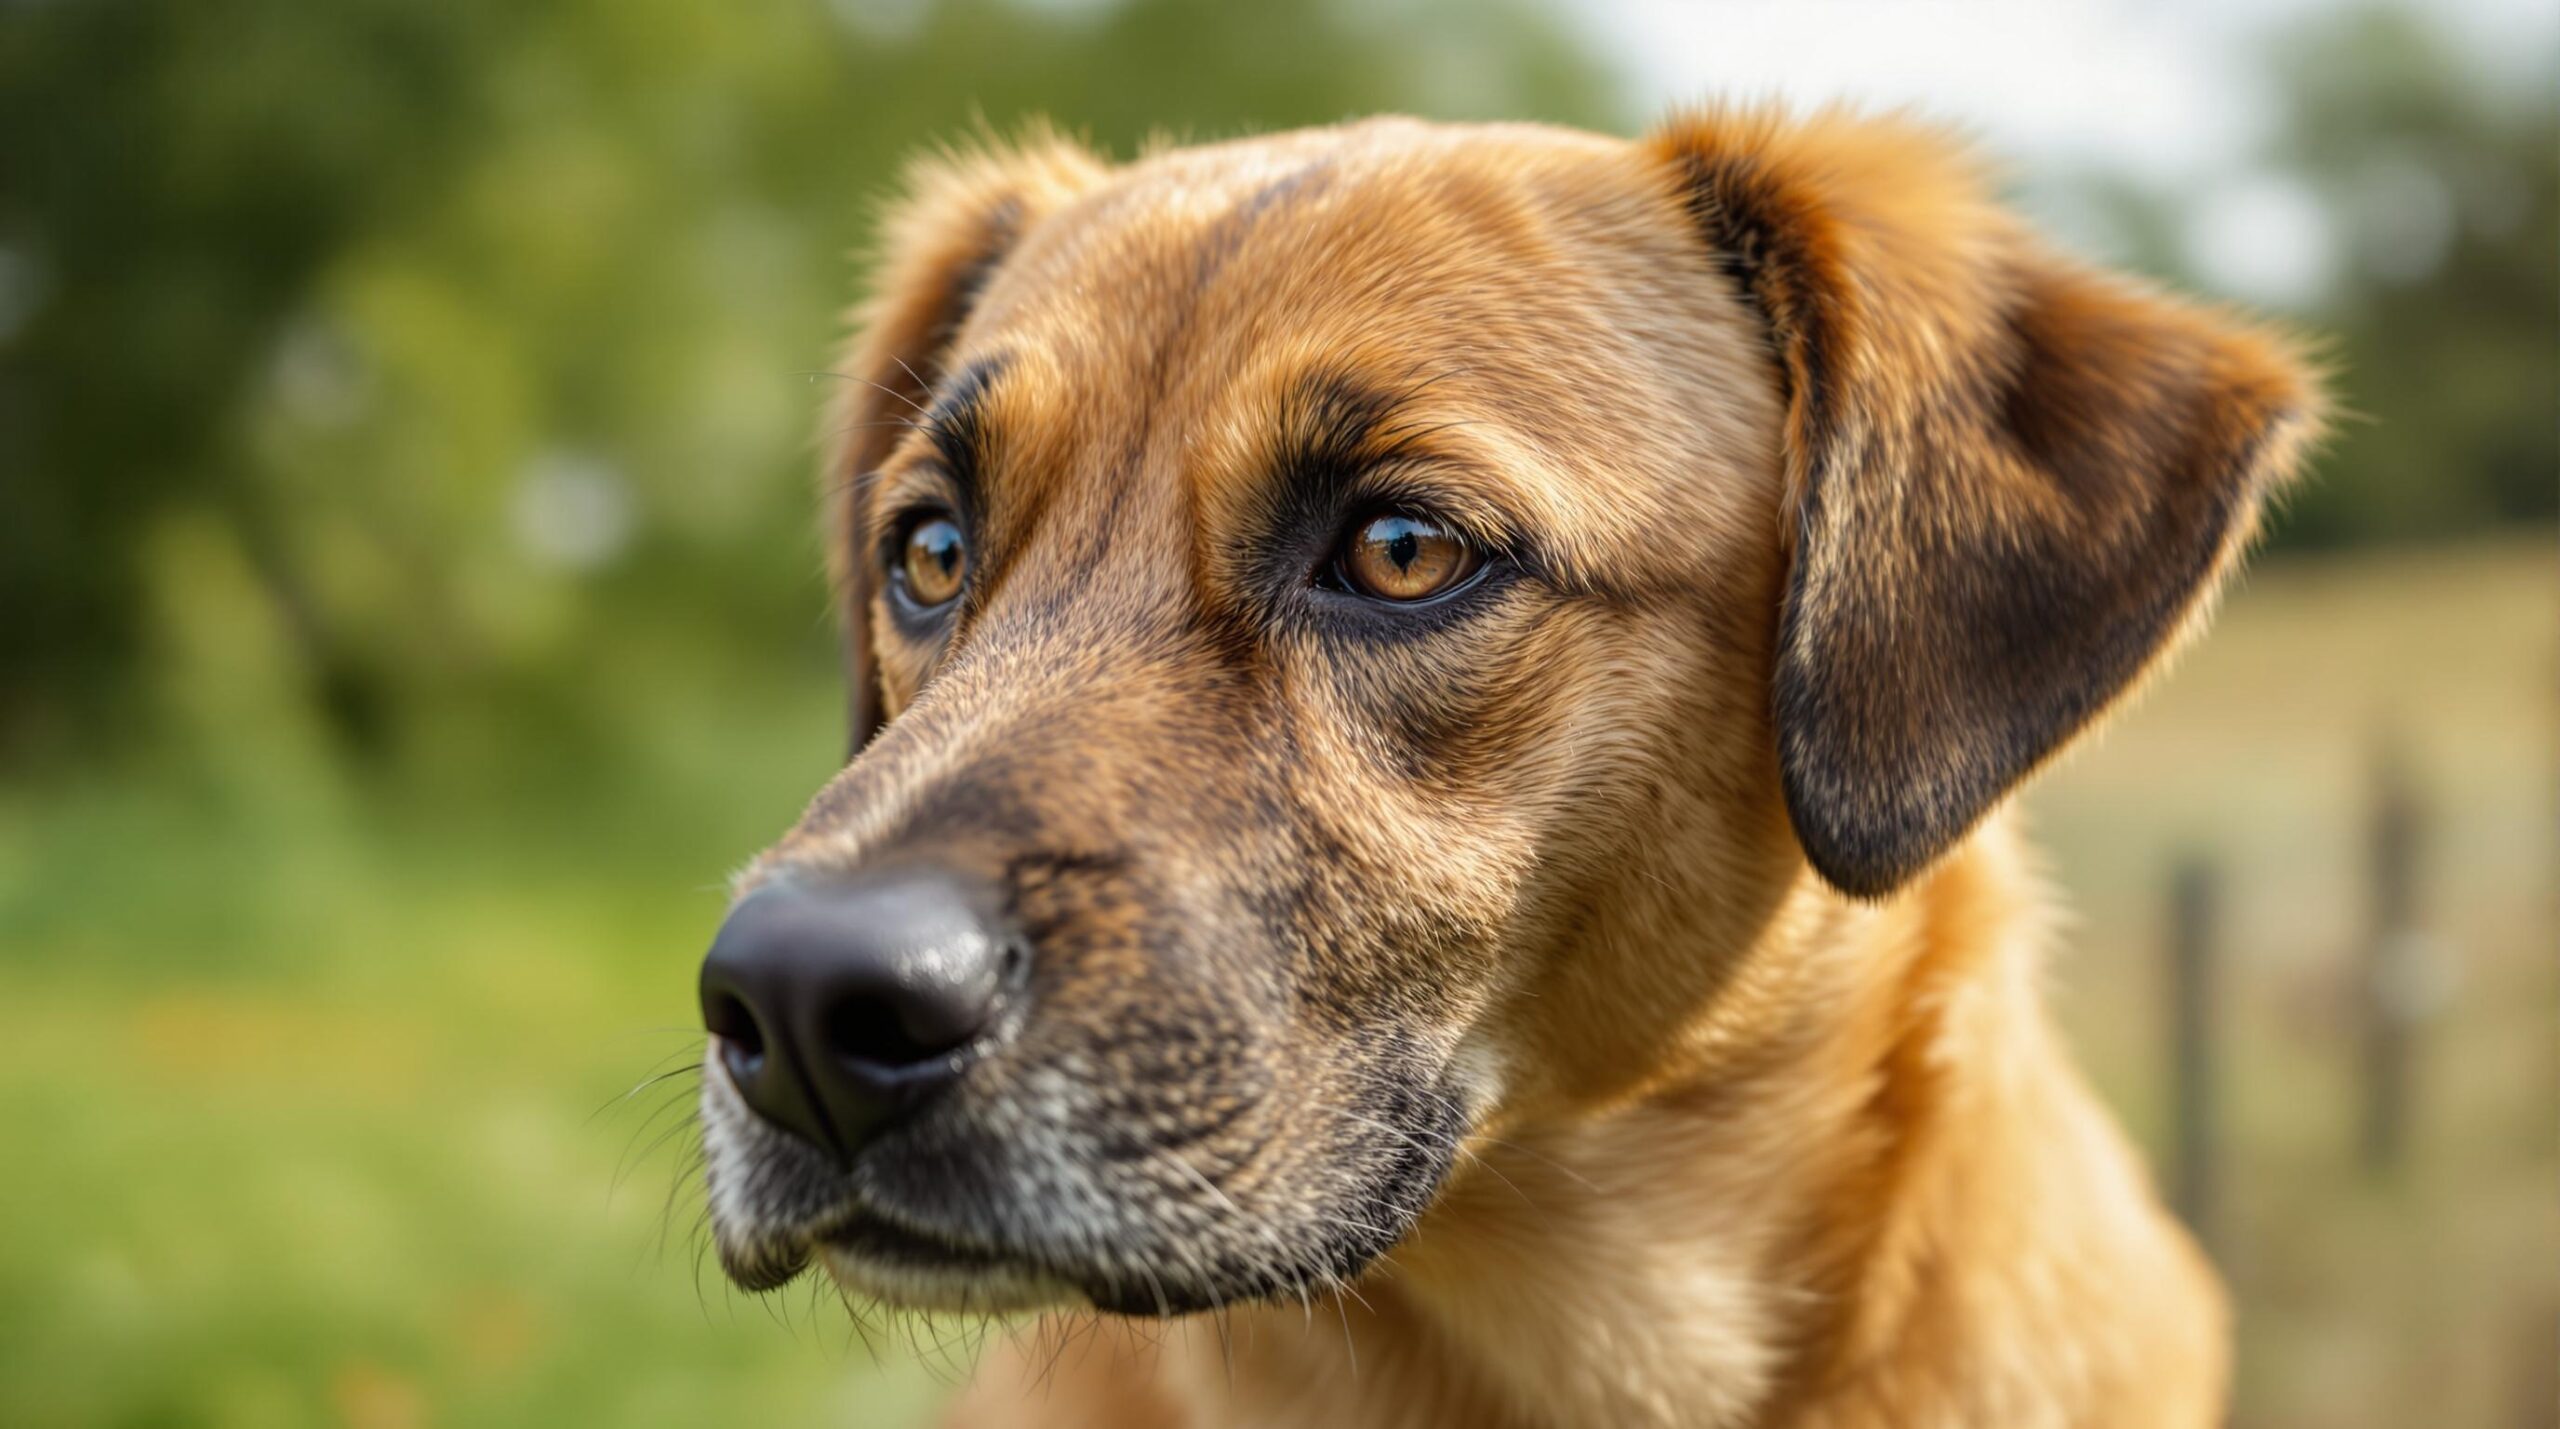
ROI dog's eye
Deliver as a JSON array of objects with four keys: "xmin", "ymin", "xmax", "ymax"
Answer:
[
  {"xmin": 1335, "ymin": 511, "xmax": 1482, "ymax": 603},
  {"xmin": 894, "ymin": 514, "xmax": 968, "ymax": 610}
]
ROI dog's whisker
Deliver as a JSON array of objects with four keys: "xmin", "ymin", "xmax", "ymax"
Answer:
[
  {"xmin": 587, "ymin": 1057, "xmax": 702, "ymax": 1128},
  {"xmin": 609, "ymin": 1085, "xmax": 706, "ymax": 1201},
  {"xmin": 796, "ymin": 366, "xmax": 931, "ymax": 416}
]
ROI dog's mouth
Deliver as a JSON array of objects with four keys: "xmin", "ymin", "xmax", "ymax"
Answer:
[
  {"xmin": 820, "ymin": 1206, "xmax": 1006, "ymax": 1269},
  {"xmin": 706, "ymin": 1131, "xmax": 1458, "ymax": 1320},
  {"xmin": 718, "ymin": 1200, "xmax": 1083, "ymax": 1313},
  {"xmin": 810, "ymin": 1208, "xmax": 1082, "ymax": 1314}
]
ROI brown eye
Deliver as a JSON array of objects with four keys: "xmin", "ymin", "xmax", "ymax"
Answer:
[
  {"xmin": 1337, "ymin": 511, "xmax": 1482, "ymax": 602},
  {"xmin": 896, "ymin": 514, "xmax": 967, "ymax": 609}
]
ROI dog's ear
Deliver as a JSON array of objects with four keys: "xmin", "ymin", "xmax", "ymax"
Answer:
[
  {"xmin": 823, "ymin": 128, "xmax": 1108, "ymax": 757},
  {"xmin": 1648, "ymin": 107, "xmax": 2323, "ymax": 897}
]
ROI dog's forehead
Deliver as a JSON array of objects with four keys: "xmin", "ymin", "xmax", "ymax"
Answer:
[
  {"xmin": 906, "ymin": 119, "xmax": 1787, "ymax": 594},
  {"xmin": 971, "ymin": 120, "xmax": 1632, "ymax": 350}
]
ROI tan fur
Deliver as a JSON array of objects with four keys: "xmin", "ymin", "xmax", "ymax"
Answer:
[{"xmin": 701, "ymin": 106, "xmax": 2319, "ymax": 1429}]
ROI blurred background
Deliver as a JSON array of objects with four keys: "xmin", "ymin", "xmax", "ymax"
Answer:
[{"xmin": 0, "ymin": 0, "xmax": 2550, "ymax": 1424}]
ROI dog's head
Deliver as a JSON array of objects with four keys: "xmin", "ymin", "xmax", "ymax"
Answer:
[{"xmin": 695, "ymin": 111, "xmax": 2318, "ymax": 1314}]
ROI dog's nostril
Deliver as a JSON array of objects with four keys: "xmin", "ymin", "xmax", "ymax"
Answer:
[
  {"xmin": 824, "ymin": 991, "xmax": 966, "ymax": 1069},
  {"xmin": 706, "ymin": 991, "xmax": 767, "ymax": 1080}
]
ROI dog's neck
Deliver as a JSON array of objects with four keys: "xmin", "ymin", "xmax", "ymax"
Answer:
[
  {"xmin": 983, "ymin": 819, "xmax": 2225, "ymax": 1428},
  {"xmin": 1380, "ymin": 818, "xmax": 2224, "ymax": 1429}
]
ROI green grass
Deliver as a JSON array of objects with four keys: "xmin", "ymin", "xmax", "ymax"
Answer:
[{"xmin": 0, "ymin": 537, "xmax": 2549, "ymax": 1427}]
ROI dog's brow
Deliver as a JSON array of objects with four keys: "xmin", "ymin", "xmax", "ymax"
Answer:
[
  {"xmin": 1271, "ymin": 369, "xmax": 1423, "ymax": 489},
  {"xmin": 922, "ymin": 355, "xmax": 1008, "ymax": 489}
]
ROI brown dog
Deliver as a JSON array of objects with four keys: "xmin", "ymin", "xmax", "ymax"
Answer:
[{"xmin": 693, "ymin": 107, "xmax": 2321, "ymax": 1428}]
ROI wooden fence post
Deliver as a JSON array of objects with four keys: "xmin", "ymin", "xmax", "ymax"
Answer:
[
  {"xmin": 2168, "ymin": 853, "xmax": 2220, "ymax": 1254},
  {"xmin": 2360, "ymin": 738, "xmax": 2425, "ymax": 1175}
]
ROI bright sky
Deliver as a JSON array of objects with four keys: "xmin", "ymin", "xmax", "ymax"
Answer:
[{"xmin": 1569, "ymin": 0, "xmax": 2557, "ymax": 180}]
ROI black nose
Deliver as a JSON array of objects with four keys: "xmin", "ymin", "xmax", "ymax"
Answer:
[{"xmin": 698, "ymin": 870, "xmax": 1025, "ymax": 1161}]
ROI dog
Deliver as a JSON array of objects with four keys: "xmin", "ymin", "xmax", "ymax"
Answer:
[{"xmin": 692, "ymin": 106, "xmax": 2321, "ymax": 1428}]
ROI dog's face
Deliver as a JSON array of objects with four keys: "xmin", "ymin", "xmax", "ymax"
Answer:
[{"xmin": 696, "ymin": 114, "xmax": 2315, "ymax": 1316}]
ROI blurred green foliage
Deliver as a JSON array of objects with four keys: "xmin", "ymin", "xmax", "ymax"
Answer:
[
  {"xmin": 2259, "ymin": 8, "xmax": 2558, "ymax": 547},
  {"xmin": 2062, "ymin": 6, "xmax": 2558, "ymax": 550},
  {"xmin": 0, "ymin": 0, "xmax": 1612, "ymax": 763}
]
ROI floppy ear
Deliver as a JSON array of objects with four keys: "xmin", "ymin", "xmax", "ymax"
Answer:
[
  {"xmin": 822, "ymin": 128, "xmax": 1108, "ymax": 756},
  {"xmin": 1648, "ymin": 106, "xmax": 2324, "ymax": 897}
]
